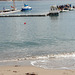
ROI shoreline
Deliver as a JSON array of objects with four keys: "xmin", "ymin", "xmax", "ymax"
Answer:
[{"xmin": 0, "ymin": 65, "xmax": 75, "ymax": 75}]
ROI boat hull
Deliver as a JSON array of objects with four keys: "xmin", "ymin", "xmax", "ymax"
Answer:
[
  {"xmin": 0, "ymin": 10, "xmax": 20, "ymax": 15},
  {"xmin": 47, "ymin": 10, "xmax": 60, "ymax": 16},
  {"xmin": 21, "ymin": 8, "xmax": 32, "ymax": 11}
]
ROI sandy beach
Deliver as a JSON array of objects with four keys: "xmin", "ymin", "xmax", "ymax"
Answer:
[
  {"xmin": 0, "ymin": 65, "xmax": 75, "ymax": 75},
  {"xmin": 0, "ymin": 0, "xmax": 75, "ymax": 75}
]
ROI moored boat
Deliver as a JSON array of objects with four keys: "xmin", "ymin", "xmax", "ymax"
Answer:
[
  {"xmin": 0, "ymin": 10, "xmax": 20, "ymax": 15},
  {"xmin": 57, "ymin": 4, "xmax": 75, "ymax": 12},
  {"xmin": 0, "ymin": 0, "xmax": 20, "ymax": 15},
  {"xmin": 21, "ymin": 4, "xmax": 32, "ymax": 11},
  {"xmin": 47, "ymin": 5, "xmax": 60, "ymax": 16}
]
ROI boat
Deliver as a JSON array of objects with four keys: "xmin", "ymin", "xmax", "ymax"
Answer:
[
  {"xmin": 57, "ymin": 4, "xmax": 75, "ymax": 12},
  {"xmin": 60, "ymin": 9, "xmax": 69, "ymax": 12},
  {"xmin": 69, "ymin": 7, "xmax": 75, "ymax": 11},
  {"xmin": 0, "ymin": 10, "xmax": 20, "ymax": 15},
  {"xmin": 21, "ymin": 4, "xmax": 32, "ymax": 11},
  {"xmin": 0, "ymin": 0, "xmax": 20, "ymax": 15},
  {"xmin": 47, "ymin": 5, "xmax": 60, "ymax": 16}
]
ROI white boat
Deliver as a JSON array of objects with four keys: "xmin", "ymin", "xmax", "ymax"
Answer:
[
  {"xmin": 69, "ymin": 8, "xmax": 75, "ymax": 11},
  {"xmin": 59, "ymin": 8, "xmax": 75, "ymax": 12},
  {"xmin": 0, "ymin": 10, "xmax": 20, "ymax": 15},
  {"xmin": 0, "ymin": 0, "xmax": 20, "ymax": 15},
  {"xmin": 60, "ymin": 9, "xmax": 69, "ymax": 12},
  {"xmin": 47, "ymin": 5, "xmax": 60, "ymax": 16},
  {"xmin": 21, "ymin": 4, "xmax": 32, "ymax": 11}
]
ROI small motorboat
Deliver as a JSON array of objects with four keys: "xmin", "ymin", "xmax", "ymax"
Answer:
[{"xmin": 21, "ymin": 4, "xmax": 32, "ymax": 11}]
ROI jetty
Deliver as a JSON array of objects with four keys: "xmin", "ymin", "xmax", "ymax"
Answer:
[
  {"xmin": 0, "ymin": 11, "xmax": 59, "ymax": 17},
  {"xmin": 0, "ymin": 14, "xmax": 46, "ymax": 17}
]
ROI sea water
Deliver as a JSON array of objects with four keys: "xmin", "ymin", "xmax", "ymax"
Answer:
[{"xmin": 0, "ymin": 0, "xmax": 75, "ymax": 69}]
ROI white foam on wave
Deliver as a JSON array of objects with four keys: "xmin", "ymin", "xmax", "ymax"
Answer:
[
  {"xmin": 0, "ymin": 52, "xmax": 75, "ymax": 63},
  {"xmin": 0, "ymin": 58, "xmax": 27, "ymax": 63},
  {"xmin": 61, "ymin": 67, "xmax": 69, "ymax": 69},
  {"xmin": 31, "ymin": 61, "xmax": 37, "ymax": 66},
  {"xmin": 30, "ymin": 52, "xmax": 75, "ymax": 69},
  {"xmin": 0, "ymin": 59, "xmax": 18, "ymax": 63},
  {"xmin": 29, "ymin": 52, "xmax": 75, "ymax": 60},
  {"xmin": 36, "ymin": 56, "xmax": 49, "ymax": 59},
  {"xmin": 50, "ymin": 52, "xmax": 75, "ymax": 58}
]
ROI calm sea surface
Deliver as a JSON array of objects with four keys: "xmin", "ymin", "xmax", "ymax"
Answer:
[{"xmin": 0, "ymin": 0, "xmax": 75, "ymax": 69}]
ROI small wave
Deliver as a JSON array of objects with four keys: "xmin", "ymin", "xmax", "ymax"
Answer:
[
  {"xmin": 28, "ymin": 52, "xmax": 75, "ymax": 60},
  {"xmin": 31, "ymin": 61, "xmax": 37, "ymax": 66},
  {"xmin": 34, "ymin": 52, "xmax": 75, "ymax": 59},
  {"xmin": 0, "ymin": 59, "xmax": 18, "ymax": 63},
  {"xmin": 30, "ymin": 53, "xmax": 75, "ymax": 70},
  {"xmin": 49, "ymin": 52, "xmax": 75, "ymax": 58},
  {"xmin": 0, "ymin": 52, "xmax": 75, "ymax": 63}
]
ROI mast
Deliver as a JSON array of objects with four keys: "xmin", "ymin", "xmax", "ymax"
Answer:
[{"xmin": 13, "ymin": 0, "xmax": 16, "ymax": 10}]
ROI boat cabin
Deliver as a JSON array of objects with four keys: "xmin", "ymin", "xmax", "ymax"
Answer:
[{"xmin": 50, "ymin": 5, "xmax": 57, "ymax": 11}]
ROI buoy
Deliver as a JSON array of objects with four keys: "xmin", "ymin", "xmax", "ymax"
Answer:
[{"xmin": 24, "ymin": 22, "xmax": 26, "ymax": 24}]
